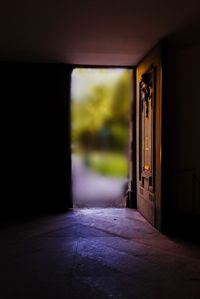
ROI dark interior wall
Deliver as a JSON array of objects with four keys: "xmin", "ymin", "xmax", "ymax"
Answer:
[
  {"xmin": 162, "ymin": 26, "xmax": 200, "ymax": 234},
  {"xmin": 169, "ymin": 46, "xmax": 200, "ymax": 214},
  {"xmin": 1, "ymin": 63, "xmax": 72, "ymax": 220}
]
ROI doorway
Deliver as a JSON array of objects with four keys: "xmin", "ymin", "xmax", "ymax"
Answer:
[{"xmin": 70, "ymin": 68, "xmax": 133, "ymax": 208}]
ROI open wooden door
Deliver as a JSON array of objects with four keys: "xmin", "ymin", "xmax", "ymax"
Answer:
[{"xmin": 136, "ymin": 44, "xmax": 163, "ymax": 230}]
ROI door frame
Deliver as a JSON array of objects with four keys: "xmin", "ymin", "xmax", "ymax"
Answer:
[{"xmin": 68, "ymin": 64, "xmax": 137, "ymax": 209}]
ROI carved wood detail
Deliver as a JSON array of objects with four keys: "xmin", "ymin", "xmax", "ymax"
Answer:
[{"xmin": 139, "ymin": 64, "xmax": 156, "ymax": 192}]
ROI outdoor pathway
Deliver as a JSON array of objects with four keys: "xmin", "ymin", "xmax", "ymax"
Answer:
[{"xmin": 72, "ymin": 156, "xmax": 127, "ymax": 208}]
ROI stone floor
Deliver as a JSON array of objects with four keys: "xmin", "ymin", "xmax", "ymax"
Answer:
[{"xmin": 0, "ymin": 208, "xmax": 200, "ymax": 299}]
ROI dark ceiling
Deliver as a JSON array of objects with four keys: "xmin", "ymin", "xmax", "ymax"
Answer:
[{"xmin": 0, "ymin": 0, "xmax": 200, "ymax": 65}]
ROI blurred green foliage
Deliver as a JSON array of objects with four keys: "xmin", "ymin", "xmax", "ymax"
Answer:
[
  {"xmin": 85, "ymin": 152, "xmax": 128, "ymax": 177},
  {"xmin": 71, "ymin": 69, "xmax": 132, "ymax": 152}
]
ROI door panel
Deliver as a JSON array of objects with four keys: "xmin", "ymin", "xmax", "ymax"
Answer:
[{"xmin": 136, "ymin": 44, "xmax": 162, "ymax": 229}]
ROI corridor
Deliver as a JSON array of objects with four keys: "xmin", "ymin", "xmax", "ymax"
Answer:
[{"xmin": 1, "ymin": 208, "xmax": 200, "ymax": 299}]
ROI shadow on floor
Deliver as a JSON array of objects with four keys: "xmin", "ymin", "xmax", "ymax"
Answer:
[{"xmin": 0, "ymin": 208, "xmax": 200, "ymax": 299}]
